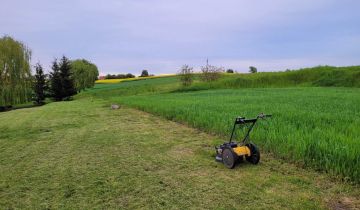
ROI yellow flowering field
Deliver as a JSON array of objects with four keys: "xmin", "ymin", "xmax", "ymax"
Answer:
[{"xmin": 96, "ymin": 74, "xmax": 175, "ymax": 84}]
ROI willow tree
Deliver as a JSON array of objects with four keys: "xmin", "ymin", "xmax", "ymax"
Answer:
[
  {"xmin": 71, "ymin": 59, "xmax": 99, "ymax": 92},
  {"xmin": 0, "ymin": 36, "xmax": 32, "ymax": 107}
]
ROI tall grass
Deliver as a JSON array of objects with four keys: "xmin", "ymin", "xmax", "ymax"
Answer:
[
  {"xmin": 177, "ymin": 66, "xmax": 360, "ymax": 91},
  {"xmin": 113, "ymin": 88, "xmax": 360, "ymax": 183}
]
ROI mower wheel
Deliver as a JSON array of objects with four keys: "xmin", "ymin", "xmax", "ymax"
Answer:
[
  {"xmin": 246, "ymin": 143, "xmax": 260, "ymax": 164},
  {"xmin": 222, "ymin": 147, "xmax": 238, "ymax": 169}
]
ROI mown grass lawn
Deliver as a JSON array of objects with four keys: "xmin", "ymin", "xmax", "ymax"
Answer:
[{"xmin": 0, "ymin": 97, "xmax": 359, "ymax": 209}]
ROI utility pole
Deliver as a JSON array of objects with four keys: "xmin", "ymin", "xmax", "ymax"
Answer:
[{"xmin": 206, "ymin": 58, "xmax": 209, "ymax": 71}]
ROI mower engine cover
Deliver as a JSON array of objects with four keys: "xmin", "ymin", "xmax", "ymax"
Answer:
[
  {"xmin": 215, "ymin": 143, "xmax": 251, "ymax": 162},
  {"xmin": 233, "ymin": 145, "xmax": 251, "ymax": 156}
]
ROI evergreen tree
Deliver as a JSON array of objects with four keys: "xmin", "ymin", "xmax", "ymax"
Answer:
[
  {"xmin": 43, "ymin": 74, "xmax": 51, "ymax": 98},
  {"xmin": 59, "ymin": 56, "xmax": 76, "ymax": 100},
  {"xmin": 50, "ymin": 59, "xmax": 63, "ymax": 101},
  {"xmin": 33, "ymin": 63, "xmax": 46, "ymax": 105}
]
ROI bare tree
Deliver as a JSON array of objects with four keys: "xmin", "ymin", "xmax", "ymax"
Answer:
[
  {"xmin": 178, "ymin": 65, "xmax": 194, "ymax": 86},
  {"xmin": 200, "ymin": 63, "xmax": 224, "ymax": 82}
]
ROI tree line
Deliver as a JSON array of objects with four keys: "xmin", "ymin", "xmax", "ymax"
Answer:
[
  {"xmin": 101, "ymin": 70, "xmax": 153, "ymax": 80},
  {"xmin": 105, "ymin": 73, "xmax": 135, "ymax": 79},
  {"xmin": 0, "ymin": 35, "xmax": 99, "ymax": 110}
]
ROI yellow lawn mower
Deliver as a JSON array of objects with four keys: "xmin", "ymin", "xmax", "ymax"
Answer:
[{"xmin": 215, "ymin": 113, "xmax": 272, "ymax": 168}]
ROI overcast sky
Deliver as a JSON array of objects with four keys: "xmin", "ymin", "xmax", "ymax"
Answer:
[{"xmin": 1, "ymin": 0, "xmax": 359, "ymax": 75}]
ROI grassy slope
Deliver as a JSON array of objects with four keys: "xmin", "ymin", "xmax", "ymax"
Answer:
[
  {"xmin": 86, "ymin": 76, "xmax": 180, "ymax": 99},
  {"xmin": 89, "ymin": 66, "xmax": 360, "ymax": 97},
  {"xmin": 1, "ymin": 97, "xmax": 359, "ymax": 209},
  {"xmin": 200, "ymin": 66, "xmax": 360, "ymax": 89},
  {"xmin": 84, "ymin": 73, "xmax": 360, "ymax": 183}
]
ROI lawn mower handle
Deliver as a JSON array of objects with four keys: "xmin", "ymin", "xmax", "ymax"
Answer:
[
  {"xmin": 257, "ymin": 113, "xmax": 272, "ymax": 119},
  {"xmin": 230, "ymin": 113, "xmax": 272, "ymax": 143},
  {"xmin": 235, "ymin": 114, "xmax": 272, "ymax": 124}
]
